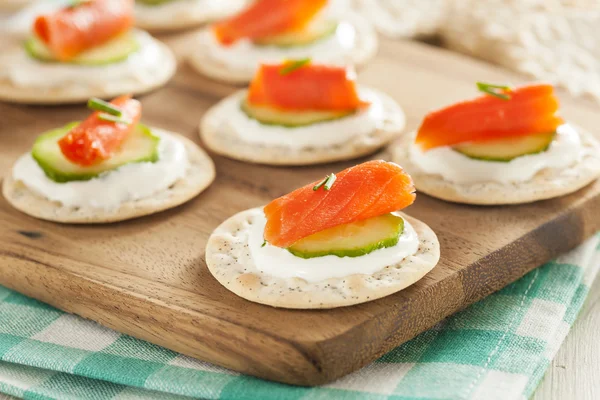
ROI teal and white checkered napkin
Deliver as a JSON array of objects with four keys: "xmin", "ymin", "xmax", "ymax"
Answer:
[{"xmin": 1, "ymin": 233, "xmax": 599, "ymax": 400}]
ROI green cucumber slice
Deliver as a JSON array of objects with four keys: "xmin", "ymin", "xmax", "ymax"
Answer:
[
  {"xmin": 452, "ymin": 132, "xmax": 555, "ymax": 162},
  {"xmin": 32, "ymin": 123, "xmax": 160, "ymax": 183},
  {"xmin": 253, "ymin": 20, "xmax": 338, "ymax": 48},
  {"xmin": 25, "ymin": 31, "xmax": 139, "ymax": 66},
  {"xmin": 241, "ymin": 99, "xmax": 354, "ymax": 127},
  {"xmin": 287, "ymin": 214, "xmax": 405, "ymax": 259}
]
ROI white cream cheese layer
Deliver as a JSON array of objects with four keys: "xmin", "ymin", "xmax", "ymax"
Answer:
[
  {"xmin": 409, "ymin": 124, "xmax": 584, "ymax": 184},
  {"xmin": 248, "ymin": 212, "xmax": 420, "ymax": 283},
  {"xmin": 198, "ymin": 15, "xmax": 357, "ymax": 76},
  {"xmin": 0, "ymin": 30, "xmax": 168, "ymax": 90},
  {"xmin": 135, "ymin": 0, "xmax": 246, "ymax": 25},
  {"xmin": 12, "ymin": 130, "xmax": 189, "ymax": 210},
  {"xmin": 219, "ymin": 88, "xmax": 384, "ymax": 148}
]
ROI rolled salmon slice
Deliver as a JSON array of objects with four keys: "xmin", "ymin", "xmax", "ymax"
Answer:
[
  {"xmin": 264, "ymin": 160, "xmax": 416, "ymax": 248},
  {"xmin": 415, "ymin": 83, "xmax": 564, "ymax": 151},
  {"xmin": 247, "ymin": 62, "xmax": 370, "ymax": 112},
  {"xmin": 33, "ymin": 0, "xmax": 135, "ymax": 61},
  {"xmin": 212, "ymin": 0, "xmax": 328, "ymax": 46},
  {"xmin": 59, "ymin": 95, "xmax": 142, "ymax": 166}
]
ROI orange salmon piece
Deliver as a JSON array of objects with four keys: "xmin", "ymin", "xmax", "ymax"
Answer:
[
  {"xmin": 415, "ymin": 83, "xmax": 564, "ymax": 151},
  {"xmin": 213, "ymin": 0, "xmax": 327, "ymax": 46},
  {"xmin": 247, "ymin": 62, "xmax": 369, "ymax": 112},
  {"xmin": 59, "ymin": 95, "xmax": 141, "ymax": 166},
  {"xmin": 264, "ymin": 160, "xmax": 416, "ymax": 248},
  {"xmin": 33, "ymin": 0, "xmax": 134, "ymax": 61}
]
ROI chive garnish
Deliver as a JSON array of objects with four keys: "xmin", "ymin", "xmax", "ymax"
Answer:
[
  {"xmin": 476, "ymin": 82, "xmax": 512, "ymax": 100},
  {"xmin": 279, "ymin": 58, "xmax": 311, "ymax": 75},
  {"xmin": 88, "ymin": 98, "xmax": 123, "ymax": 117},
  {"xmin": 261, "ymin": 240, "xmax": 267, "ymax": 248},
  {"xmin": 97, "ymin": 113, "xmax": 132, "ymax": 124},
  {"xmin": 313, "ymin": 173, "xmax": 336, "ymax": 191}
]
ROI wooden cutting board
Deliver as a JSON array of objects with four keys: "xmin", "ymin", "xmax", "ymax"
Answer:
[{"xmin": 1, "ymin": 34, "xmax": 599, "ymax": 386}]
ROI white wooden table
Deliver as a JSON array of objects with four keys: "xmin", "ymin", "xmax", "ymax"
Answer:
[{"xmin": 533, "ymin": 277, "xmax": 600, "ymax": 399}]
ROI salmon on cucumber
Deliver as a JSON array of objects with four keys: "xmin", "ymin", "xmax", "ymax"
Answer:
[
  {"xmin": 263, "ymin": 160, "xmax": 416, "ymax": 258},
  {"xmin": 32, "ymin": 95, "xmax": 160, "ymax": 182},
  {"xmin": 415, "ymin": 82, "xmax": 564, "ymax": 161},
  {"xmin": 243, "ymin": 60, "xmax": 369, "ymax": 127},
  {"xmin": 212, "ymin": 0, "xmax": 331, "ymax": 47},
  {"xmin": 28, "ymin": 0, "xmax": 137, "ymax": 64}
]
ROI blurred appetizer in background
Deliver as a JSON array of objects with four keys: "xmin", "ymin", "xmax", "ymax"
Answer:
[
  {"xmin": 392, "ymin": 82, "xmax": 600, "ymax": 205},
  {"xmin": 188, "ymin": 0, "xmax": 377, "ymax": 83},
  {"xmin": 134, "ymin": 0, "xmax": 247, "ymax": 32},
  {"xmin": 1, "ymin": 0, "xmax": 69, "ymax": 42},
  {"xmin": 3, "ymin": 96, "xmax": 215, "ymax": 223},
  {"xmin": 0, "ymin": 0, "xmax": 34, "ymax": 12},
  {"xmin": 206, "ymin": 160, "xmax": 439, "ymax": 309},
  {"xmin": 200, "ymin": 59, "xmax": 405, "ymax": 165},
  {"xmin": 0, "ymin": 0, "xmax": 176, "ymax": 104}
]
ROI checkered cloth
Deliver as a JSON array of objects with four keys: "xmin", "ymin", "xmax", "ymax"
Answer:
[{"xmin": 1, "ymin": 233, "xmax": 598, "ymax": 400}]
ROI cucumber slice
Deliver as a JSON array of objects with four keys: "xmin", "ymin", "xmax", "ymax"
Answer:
[
  {"xmin": 253, "ymin": 20, "xmax": 338, "ymax": 48},
  {"xmin": 25, "ymin": 32, "xmax": 139, "ymax": 66},
  {"xmin": 287, "ymin": 214, "xmax": 404, "ymax": 259},
  {"xmin": 453, "ymin": 132, "xmax": 555, "ymax": 162},
  {"xmin": 241, "ymin": 99, "xmax": 354, "ymax": 128},
  {"xmin": 32, "ymin": 123, "xmax": 160, "ymax": 183}
]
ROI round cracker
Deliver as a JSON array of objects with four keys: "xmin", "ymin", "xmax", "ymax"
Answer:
[
  {"xmin": 134, "ymin": 0, "xmax": 248, "ymax": 32},
  {"xmin": 391, "ymin": 128, "xmax": 600, "ymax": 205},
  {"xmin": 0, "ymin": 39, "xmax": 176, "ymax": 105},
  {"xmin": 187, "ymin": 10, "xmax": 378, "ymax": 84},
  {"xmin": 199, "ymin": 88, "xmax": 405, "ymax": 165},
  {"xmin": 2, "ymin": 131, "xmax": 215, "ymax": 224},
  {"xmin": 206, "ymin": 208, "xmax": 439, "ymax": 309}
]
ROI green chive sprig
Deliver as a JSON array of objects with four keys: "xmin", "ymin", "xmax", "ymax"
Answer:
[
  {"xmin": 476, "ymin": 82, "xmax": 512, "ymax": 100},
  {"xmin": 280, "ymin": 58, "xmax": 311, "ymax": 75},
  {"xmin": 88, "ymin": 98, "xmax": 123, "ymax": 117},
  {"xmin": 313, "ymin": 173, "xmax": 337, "ymax": 191}
]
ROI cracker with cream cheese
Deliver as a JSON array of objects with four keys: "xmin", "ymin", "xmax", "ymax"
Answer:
[
  {"xmin": 205, "ymin": 208, "xmax": 439, "ymax": 309},
  {"xmin": 392, "ymin": 129, "xmax": 600, "ymax": 205},
  {"xmin": 2, "ymin": 131, "xmax": 215, "ymax": 223}
]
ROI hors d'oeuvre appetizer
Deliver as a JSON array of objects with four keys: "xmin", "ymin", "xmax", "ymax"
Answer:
[
  {"xmin": 392, "ymin": 82, "xmax": 600, "ymax": 205},
  {"xmin": 206, "ymin": 160, "xmax": 440, "ymax": 309},
  {"xmin": 188, "ymin": 0, "xmax": 377, "ymax": 83},
  {"xmin": 135, "ymin": 0, "xmax": 247, "ymax": 32},
  {"xmin": 3, "ymin": 96, "xmax": 215, "ymax": 223},
  {"xmin": 0, "ymin": 0, "xmax": 176, "ymax": 104},
  {"xmin": 201, "ymin": 60, "xmax": 405, "ymax": 165}
]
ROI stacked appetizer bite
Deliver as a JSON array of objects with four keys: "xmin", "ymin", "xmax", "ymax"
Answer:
[
  {"xmin": 201, "ymin": 60, "xmax": 405, "ymax": 165},
  {"xmin": 393, "ymin": 82, "xmax": 600, "ymax": 204},
  {"xmin": 206, "ymin": 160, "xmax": 440, "ymax": 309},
  {"xmin": 3, "ymin": 96, "xmax": 215, "ymax": 223},
  {"xmin": 188, "ymin": 0, "xmax": 377, "ymax": 83},
  {"xmin": 0, "ymin": 0, "xmax": 176, "ymax": 104},
  {"xmin": 134, "ymin": 0, "xmax": 247, "ymax": 32}
]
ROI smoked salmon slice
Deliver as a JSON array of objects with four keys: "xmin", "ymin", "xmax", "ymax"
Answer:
[
  {"xmin": 59, "ymin": 95, "xmax": 141, "ymax": 166},
  {"xmin": 33, "ymin": 0, "xmax": 134, "ymax": 61},
  {"xmin": 415, "ymin": 83, "xmax": 564, "ymax": 151},
  {"xmin": 247, "ymin": 62, "xmax": 369, "ymax": 112},
  {"xmin": 213, "ymin": 0, "xmax": 327, "ymax": 46},
  {"xmin": 264, "ymin": 160, "xmax": 416, "ymax": 248}
]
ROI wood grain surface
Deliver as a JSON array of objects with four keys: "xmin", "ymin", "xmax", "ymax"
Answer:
[{"xmin": 0, "ymin": 34, "xmax": 599, "ymax": 386}]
